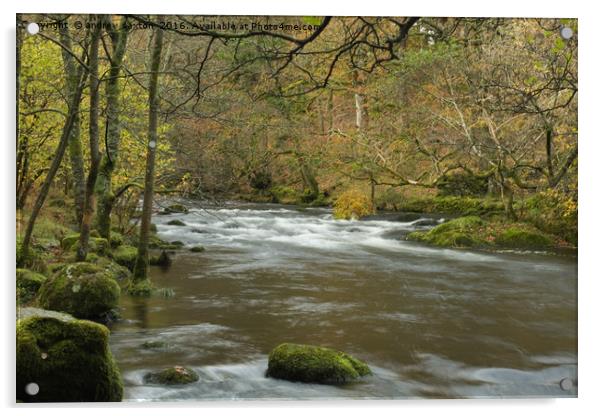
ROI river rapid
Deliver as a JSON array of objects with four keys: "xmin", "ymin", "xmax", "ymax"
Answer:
[{"xmin": 109, "ymin": 201, "xmax": 577, "ymax": 401}]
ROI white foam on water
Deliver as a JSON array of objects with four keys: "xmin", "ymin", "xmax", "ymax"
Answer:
[{"xmin": 154, "ymin": 206, "xmax": 504, "ymax": 265}]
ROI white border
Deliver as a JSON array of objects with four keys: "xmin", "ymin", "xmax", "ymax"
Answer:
[{"xmin": 2, "ymin": 1, "xmax": 600, "ymax": 415}]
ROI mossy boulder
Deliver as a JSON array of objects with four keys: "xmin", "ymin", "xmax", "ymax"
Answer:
[
  {"xmin": 189, "ymin": 246, "xmax": 205, "ymax": 253},
  {"xmin": 16, "ymin": 307, "xmax": 123, "ymax": 402},
  {"xmin": 144, "ymin": 366, "xmax": 199, "ymax": 385},
  {"xmin": 61, "ymin": 234, "xmax": 110, "ymax": 256},
  {"xmin": 407, "ymin": 216, "xmax": 483, "ymax": 248},
  {"xmin": 166, "ymin": 219, "xmax": 186, "ymax": 226},
  {"xmin": 37, "ymin": 263, "xmax": 120, "ymax": 321},
  {"xmin": 16, "ymin": 269, "xmax": 47, "ymax": 305},
  {"xmin": 96, "ymin": 257, "xmax": 132, "ymax": 282},
  {"xmin": 111, "ymin": 245, "xmax": 138, "ymax": 271},
  {"xmin": 266, "ymin": 343, "xmax": 371, "ymax": 385},
  {"xmin": 109, "ymin": 232, "xmax": 124, "ymax": 248},
  {"xmin": 126, "ymin": 279, "xmax": 154, "ymax": 297},
  {"xmin": 495, "ymin": 227, "xmax": 553, "ymax": 249}
]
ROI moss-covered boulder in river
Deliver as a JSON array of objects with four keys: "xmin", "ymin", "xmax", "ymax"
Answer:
[
  {"xmin": 37, "ymin": 262, "xmax": 120, "ymax": 321},
  {"xmin": 127, "ymin": 279, "xmax": 155, "ymax": 297},
  {"xmin": 144, "ymin": 366, "xmax": 199, "ymax": 385},
  {"xmin": 16, "ymin": 307, "xmax": 123, "ymax": 402},
  {"xmin": 407, "ymin": 216, "xmax": 483, "ymax": 248},
  {"xmin": 16, "ymin": 269, "xmax": 47, "ymax": 305},
  {"xmin": 266, "ymin": 343, "xmax": 371, "ymax": 385},
  {"xmin": 189, "ymin": 245, "xmax": 205, "ymax": 253},
  {"xmin": 111, "ymin": 245, "xmax": 138, "ymax": 271},
  {"xmin": 408, "ymin": 216, "xmax": 557, "ymax": 250},
  {"xmin": 495, "ymin": 227, "xmax": 553, "ymax": 249}
]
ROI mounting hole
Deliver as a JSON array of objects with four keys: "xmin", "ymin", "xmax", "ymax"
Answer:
[
  {"xmin": 25, "ymin": 382, "xmax": 39, "ymax": 396},
  {"xmin": 26, "ymin": 22, "xmax": 40, "ymax": 35},
  {"xmin": 559, "ymin": 377, "xmax": 573, "ymax": 391},
  {"xmin": 560, "ymin": 26, "xmax": 573, "ymax": 40}
]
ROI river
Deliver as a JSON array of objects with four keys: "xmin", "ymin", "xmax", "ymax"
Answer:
[{"xmin": 109, "ymin": 201, "xmax": 577, "ymax": 401}]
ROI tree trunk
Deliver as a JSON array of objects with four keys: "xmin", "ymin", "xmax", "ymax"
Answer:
[
  {"xmin": 76, "ymin": 19, "xmax": 102, "ymax": 261},
  {"xmin": 95, "ymin": 17, "xmax": 128, "ymax": 239},
  {"xmin": 59, "ymin": 23, "xmax": 86, "ymax": 227},
  {"xmin": 501, "ymin": 180, "xmax": 518, "ymax": 221},
  {"xmin": 19, "ymin": 66, "xmax": 88, "ymax": 264},
  {"xmin": 299, "ymin": 160, "xmax": 319, "ymax": 200},
  {"xmin": 133, "ymin": 18, "xmax": 165, "ymax": 282}
]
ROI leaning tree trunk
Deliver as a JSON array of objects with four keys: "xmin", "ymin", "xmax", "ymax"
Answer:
[
  {"xmin": 76, "ymin": 19, "xmax": 102, "ymax": 261},
  {"xmin": 19, "ymin": 66, "xmax": 88, "ymax": 264},
  {"xmin": 133, "ymin": 18, "xmax": 165, "ymax": 282},
  {"xmin": 59, "ymin": 23, "xmax": 86, "ymax": 228},
  {"xmin": 95, "ymin": 17, "xmax": 128, "ymax": 240}
]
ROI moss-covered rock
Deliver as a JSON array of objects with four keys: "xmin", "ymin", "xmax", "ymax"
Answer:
[
  {"xmin": 95, "ymin": 257, "xmax": 132, "ymax": 282},
  {"xmin": 16, "ymin": 269, "xmax": 47, "ymax": 305},
  {"xmin": 166, "ymin": 219, "xmax": 186, "ymax": 226},
  {"xmin": 109, "ymin": 232, "xmax": 124, "ymax": 248},
  {"xmin": 126, "ymin": 279, "xmax": 154, "ymax": 297},
  {"xmin": 495, "ymin": 227, "xmax": 553, "ymax": 249},
  {"xmin": 61, "ymin": 234, "xmax": 110, "ymax": 256},
  {"xmin": 37, "ymin": 263, "xmax": 120, "ymax": 321},
  {"xmin": 16, "ymin": 307, "xmax": 123, "ymax": 402},
  {"xmin": 407, "ymin": 216, "xmax": 482, "ymax": 248},
  {"xmin": 189, "ymin": 246, "xmax": 205, "ymax": 253},
  {"xmin": 408, "ymin": 216, "xmax": 558, "ymax": 250},
  {"xmin": 111, "ymin": 245, "xmax": 138, "ymax": 271},
  {"xmin": 266, "ymin": 343, "xmax": 371, "ymax": 385},
  {"xmin": 143, "ymin": 366, "xmax": 199, "ymax": 385}
]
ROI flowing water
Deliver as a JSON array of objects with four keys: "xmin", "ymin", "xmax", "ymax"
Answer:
[{"xmin": 109, "ymin": 201, "xmax": 577, "ymax": 401}]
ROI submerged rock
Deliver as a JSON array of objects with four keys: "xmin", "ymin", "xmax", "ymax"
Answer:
[
  {"xmin": 16, "ymin": 307, "xmax": 123, "ymax": 402},
  {"xmin": 166, "ymin": 219, "xmax": 186, "ymax": 226},
  {"xmin": 143, "ymin": 366, "xmax": 199, "ymax": 385},
  {"xmin": 266, "ymin": 343, "xmax": 371, "ymax": 385},
  {"xmin": 16, "ymin": 269, "xmax": 47, "ymax": 305},
  {"xmin": 189, "ymin": 246, "xmax": 205, "ymax": 253},
  {"xmin": 141, "ymin": 340, "xmax": 168, "ymax": 350},
  {"xmin": 37, "ymin": 262, "xmax": 120, "ymax": 321}
]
